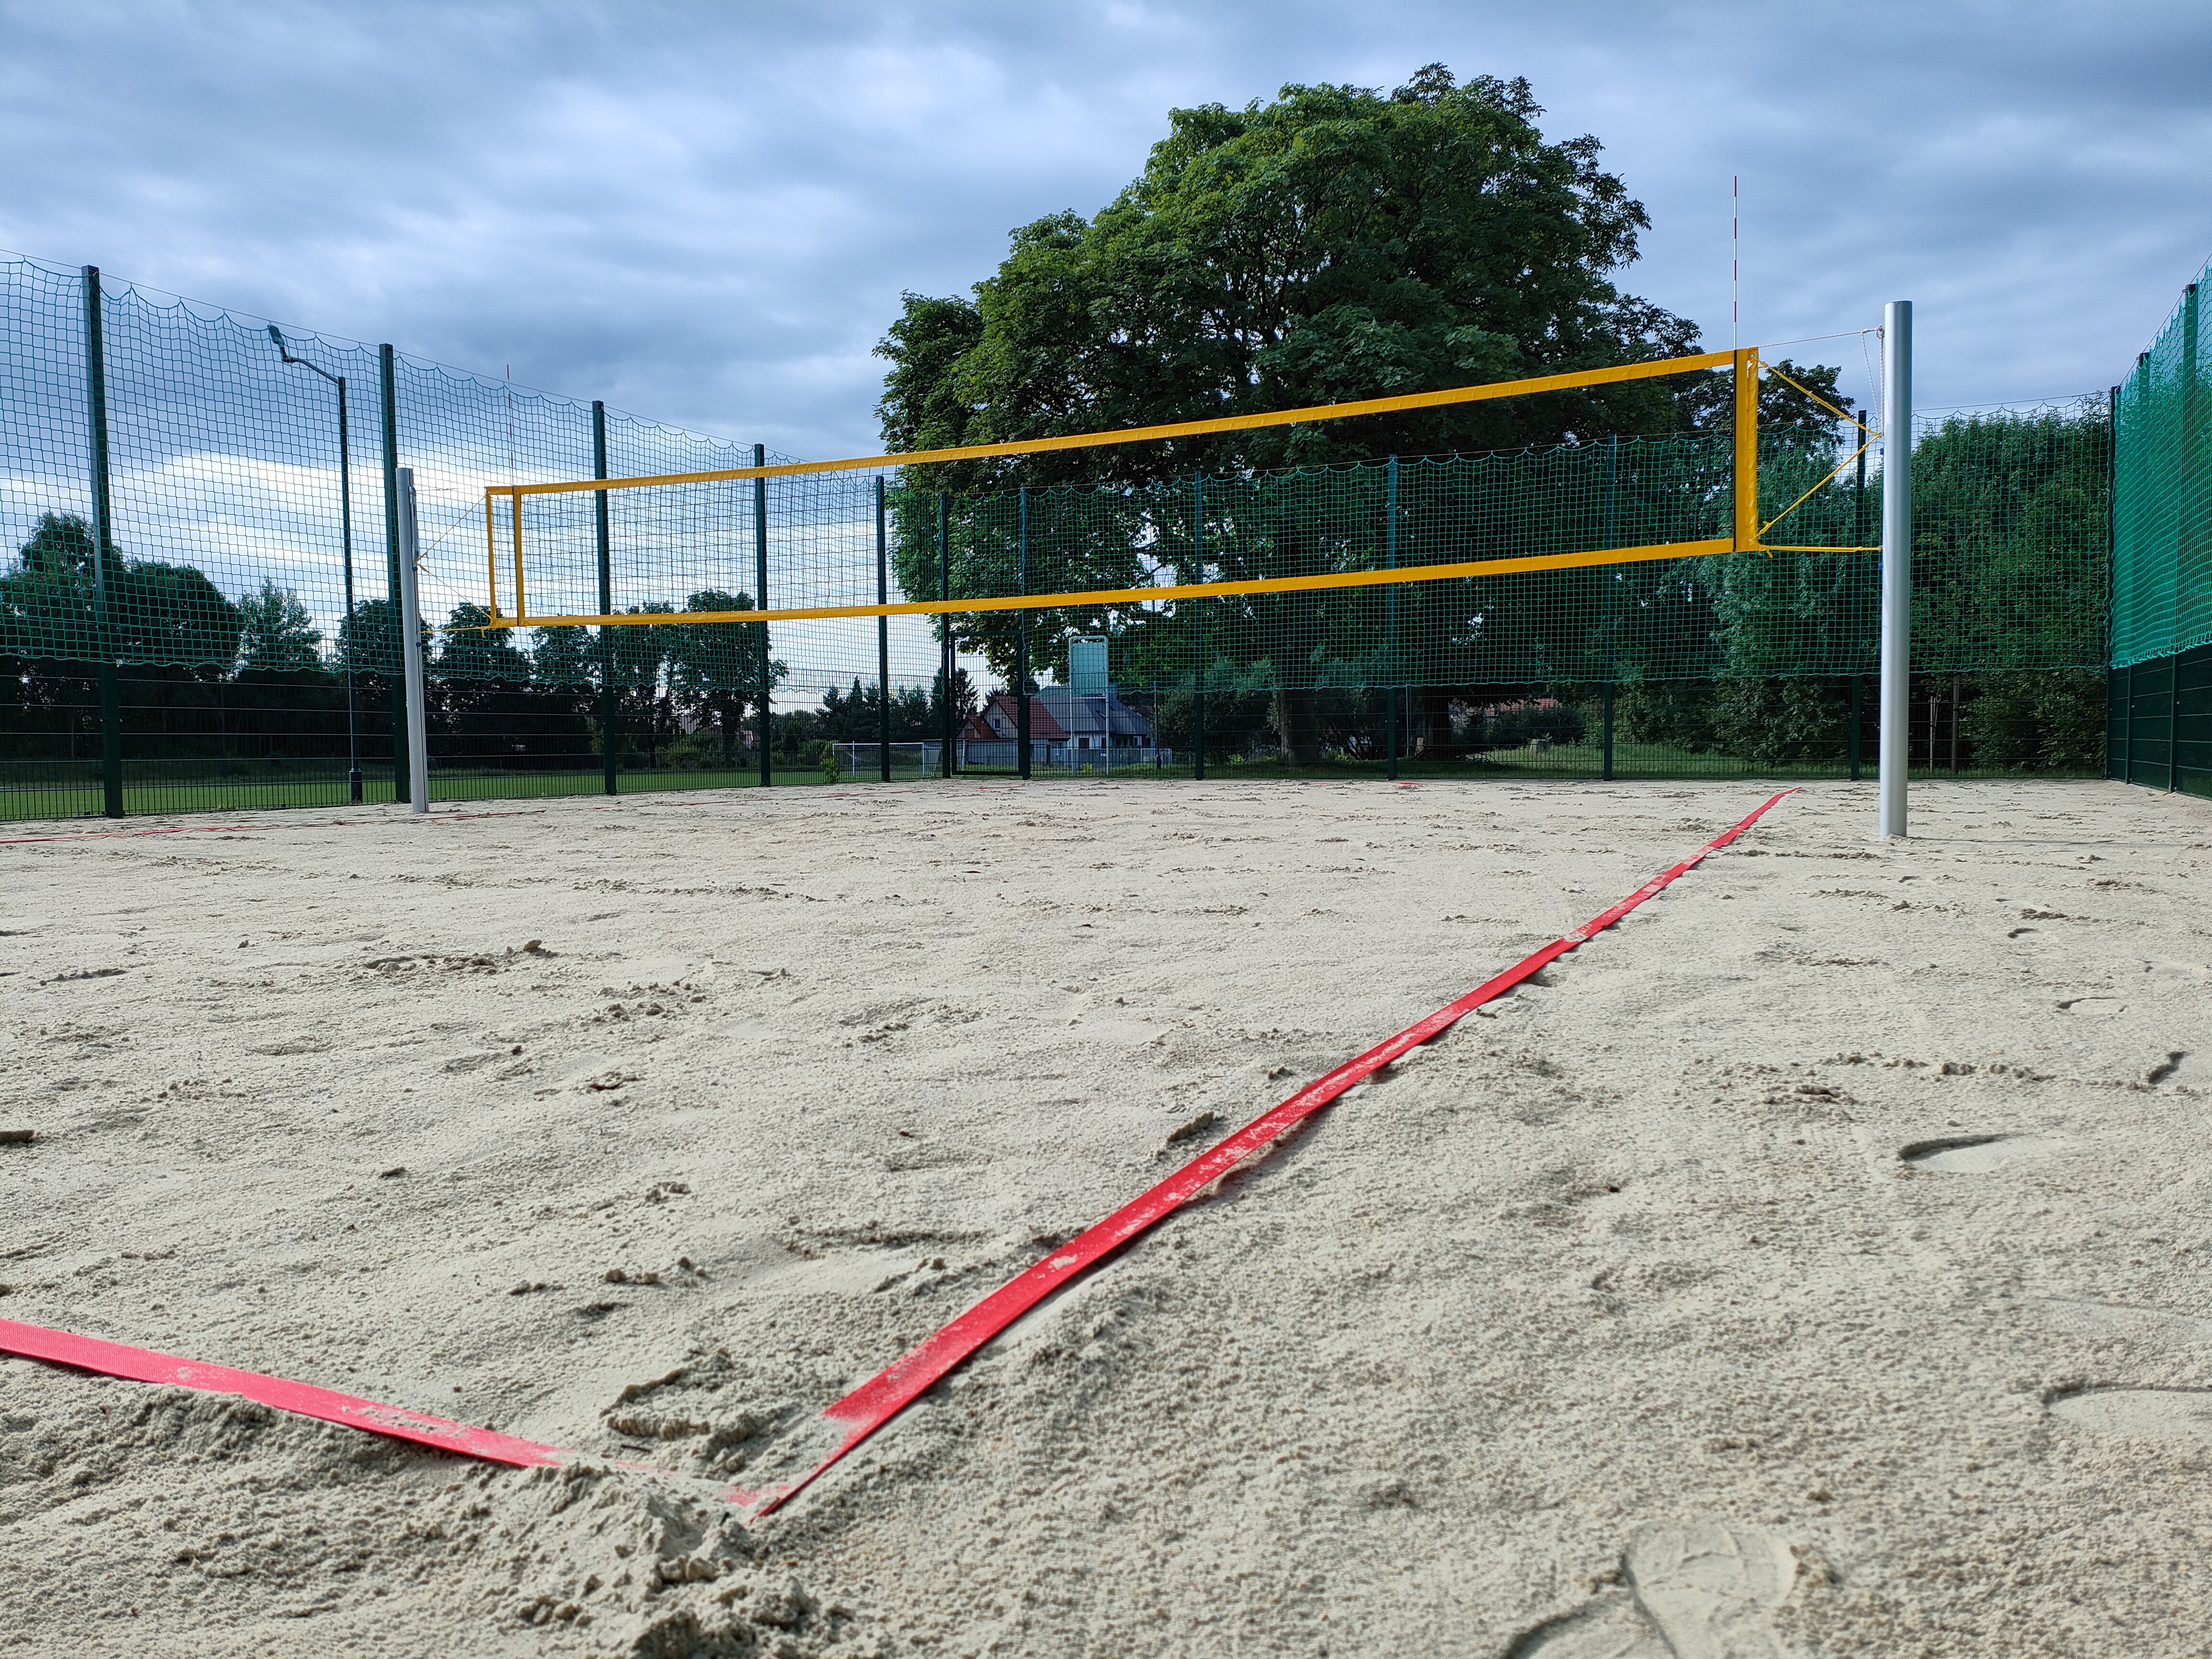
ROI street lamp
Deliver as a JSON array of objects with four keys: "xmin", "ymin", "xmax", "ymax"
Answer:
[{"xmin": 268, "ymin": 325, "xmax": 361, "ymax": 802}]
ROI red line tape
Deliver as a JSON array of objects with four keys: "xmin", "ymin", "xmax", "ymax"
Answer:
[
  {"xmin": 0, "ymin": 822, "xmax": 261, "ymax": 845},
  {"xmin": 0, "ymin": 787, "xmax": 1797, "ymax": 1516},
  {"xmin": 0, "ymin": 1317, "xmax": 568, "ymax": 1467},
  {"xmin": 729, "ymin": 785, "xmax": 1801, "ymax": 1515}
]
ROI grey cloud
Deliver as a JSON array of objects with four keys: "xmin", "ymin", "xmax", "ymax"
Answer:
[{"xmin": 3, "ymin": 0, "xmax": 2207, "ymax": 457}]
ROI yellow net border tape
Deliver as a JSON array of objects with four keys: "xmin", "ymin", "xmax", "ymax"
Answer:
[{"xmin": 491, "ymin": 350, "xmax": 1736, "ymax": 500}]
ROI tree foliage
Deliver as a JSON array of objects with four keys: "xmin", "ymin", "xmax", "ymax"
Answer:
[{"xmin": 873, "ymin": 64, "xmax": 1756, "ymax": 760}]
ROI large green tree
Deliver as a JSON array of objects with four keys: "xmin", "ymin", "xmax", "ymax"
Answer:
[
  {"xmin": 1, "ymin": 510, "xmax": 242, "ymax": 669},
  {"xmin": 879, "ymin": 66, "xmax": 1696, "ymax": 487},
  {"xmin": 875, "ymin": 65, "xmax": 1714, "ymax": 759},
  {"xmin": 237, "ymin": 581, "xmax": 323, "ymax": 674},
  {"xmin": 669, "ymin": 589, "xmax": 785, "ymax": 766}
]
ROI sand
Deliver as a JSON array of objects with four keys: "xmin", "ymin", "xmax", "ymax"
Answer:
[{"xmin": 1, "ymin": 775, "xmax": 2208, "ymax": 1657}]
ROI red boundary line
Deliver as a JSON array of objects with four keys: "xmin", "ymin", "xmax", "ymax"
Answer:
[
  {"xmin": 727, "ymin": 785, "xmax": 1801, "ymax": 1515},
  {"xmin": 0, "ymin": 787, "xmax": 1798, "ymax": 1515},
  {"xmin": 0, "ymin": 1317, "xmax": 572, "ymax": 1467}
]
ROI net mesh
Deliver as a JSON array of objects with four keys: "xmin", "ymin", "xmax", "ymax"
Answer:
[
  {"xmin": 500, "ymin": 402, "xmax": 2104, "ymax": 691},
  {"xmin": 0, "ymin": 249, "xmax": 2117, "ymax": 813},
  {"xmin": 2113, "ymin": 259, "xmax": 2212, "ymax": 670}
]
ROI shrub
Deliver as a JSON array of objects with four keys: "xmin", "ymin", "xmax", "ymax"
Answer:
[
  {"xmin": 1960, "ymin": 669, "xmax": 2105, "ymax": 771},
  {"xmin": 1481, "ymin": 701, "xmax": 1586, "ymax": 748}
]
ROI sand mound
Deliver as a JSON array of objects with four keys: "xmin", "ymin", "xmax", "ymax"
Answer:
[{"xmin": 0, "ymin": 1369, "xmax": 876, "ymax": 1654}]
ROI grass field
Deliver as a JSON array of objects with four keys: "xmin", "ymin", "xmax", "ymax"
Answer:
[{"xmin": 1, "ymin": 741, "xmax": 2096, "ymax": 823}]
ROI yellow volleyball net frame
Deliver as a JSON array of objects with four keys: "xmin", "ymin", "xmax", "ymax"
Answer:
[{"xmin": 473, "ymin": 345, "xmax": 1877, "ymax": 632}]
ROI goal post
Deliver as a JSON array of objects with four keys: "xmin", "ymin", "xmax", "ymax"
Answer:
[{"xmin": 466, "ymin": 343, "xmax": 1876, "ymax": 635}]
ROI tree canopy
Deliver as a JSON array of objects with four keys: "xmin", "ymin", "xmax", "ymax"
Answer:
[{"xmin": 878, "ymin": 65, "xmax": 1702, "ymax": 498}]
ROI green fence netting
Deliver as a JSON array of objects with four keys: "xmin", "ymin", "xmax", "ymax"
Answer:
[
  {"xmin": 2107, "ymin": 255, "xmax": 2212, "ymax": 796},
  {"xmin": 3, "ymin": 248, "xmax": 2115, "ymax": 815},
  {"xmin": 2113, "ymin": 257, "xmax": 2212, "ymax": 671}
]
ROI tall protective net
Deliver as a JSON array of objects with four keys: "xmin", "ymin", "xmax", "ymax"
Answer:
[
  {"xmin": 0, "ymin": 254, "xmax": 790, "ymax": 815},
  {"xmin": 2, "ymin": 250, "xmax": 2113, "ymax": 818},
  {"xmin": 2110, "ymin": 258, "xmax": 2212, "ymax": 794}
]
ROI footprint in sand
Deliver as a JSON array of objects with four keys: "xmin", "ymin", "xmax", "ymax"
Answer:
[
  {"xmin": 2035, "ymin": 1300, "xmax": 2212, "ymax": 1441},
  {"xmin": 2048, "ymin": 1386, "xmax": 2212, "ymax": 1440},
  {"xmin": 2034, "ymin": 1297, "xmax": 2212, "ymax": 1346},
  {"xmin": 1515, "ymin": 1518, "xmax": 1798, "ymax": 1659},
  {"xmin": 1897, "ymin": 1133, "xmax": 2058, "ymax": 1174}
]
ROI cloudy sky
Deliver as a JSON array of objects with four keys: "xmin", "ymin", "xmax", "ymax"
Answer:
[{"xmin": 5, "ymin": 0, "xmax": 2209, "ymax": 460}]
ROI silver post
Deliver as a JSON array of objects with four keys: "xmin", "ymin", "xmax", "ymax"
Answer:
[
  {"xmin": 396, "ymin": 467, "xmax": 431, "ymax": 814},
  {"xmin": 1877, "ymin": 300, "xmax": 1913, "ymax": 838}
]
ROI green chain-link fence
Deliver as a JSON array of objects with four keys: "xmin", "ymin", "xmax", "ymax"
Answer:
[{"xmin": 4, "ymin": 250, "xmax": 2116, "ymax": 818}]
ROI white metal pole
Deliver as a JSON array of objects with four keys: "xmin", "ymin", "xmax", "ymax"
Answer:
[
  {"xmin": 396, "ymin": 466, "xmax": 431, "ymax": 814},
  {"xmin": 1877, "ymin": 300, "xmax": 1913, "ymax": 838}
]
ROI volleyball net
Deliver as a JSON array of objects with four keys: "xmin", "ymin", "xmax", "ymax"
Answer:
[{"xmin": 475, "ymin": 349, "xmax": 1871, "ymax": 644}]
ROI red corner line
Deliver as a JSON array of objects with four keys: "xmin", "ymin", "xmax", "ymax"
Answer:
[{"xmin": 0, "ymin": 787, "xmax": 1799, "ymax": 1518}]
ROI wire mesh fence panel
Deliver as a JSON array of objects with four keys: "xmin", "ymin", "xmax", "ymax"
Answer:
[
  {"xmin": 3, "ymin": 251, "xmax": 2123, "ymax": 816},
  {"xmin": 0, "ymin": 254, "xmax": 800, "ymax": 817},
  {"xmin": 2114, "ymin": 261, "xmax": 2211, "ymax": 671},
  {"xmin": 2105, "ymin": 259, "xmax": 2211, "ymax": 796}
]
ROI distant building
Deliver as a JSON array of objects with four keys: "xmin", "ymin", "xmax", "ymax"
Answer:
[{"xmin": 960, "ymin": 688, "xmax": 1163, "ymax": 769}]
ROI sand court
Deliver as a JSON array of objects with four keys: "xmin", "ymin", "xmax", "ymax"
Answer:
[{"xmin": 2, "ymin": 776, "xmax": 2208, "ymax": 1656}]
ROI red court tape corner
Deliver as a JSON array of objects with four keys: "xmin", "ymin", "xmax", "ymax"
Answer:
[{"xmin": 0, "ymin": 787, "xmax": 1801, "ymax": 1518}]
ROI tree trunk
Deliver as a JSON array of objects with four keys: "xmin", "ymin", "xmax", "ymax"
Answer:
[{"xmin": 1272, "ymin": 685, "xmax": 1322, "ymax": 765}]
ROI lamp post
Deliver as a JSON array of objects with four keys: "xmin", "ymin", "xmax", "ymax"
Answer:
[{"xmin": 269, "ymin": 326, "xmax": 362, "ymax": 802}]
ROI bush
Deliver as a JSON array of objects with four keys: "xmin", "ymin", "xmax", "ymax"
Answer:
[
  {"xmin": 1709, "ymin": 678, "xmax": 1851, "ymax": 766},
  {"xmin": 1960, "ymin": 670, "xmax": 2105, "ymax": 771},
  {"xmin": 1149, "ymin": 685, "xmax": 1277, "ymax": 762},
  {"xmin": 1480, "ymin": 701, "xmax": 1586, "ymax": 748},
  {"xmin": 1619, "ymin": 679, "xmax": 1717, "ymax": 752}
]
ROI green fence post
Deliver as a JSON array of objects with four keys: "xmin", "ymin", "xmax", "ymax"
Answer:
[
  {"xmin": 1602, "ymin": 434, "xmax": 1620, "ymax": 783},
  {"xmin": 1017, "ymin": 488, "xmax": 1030, "ymax": 779},
  {"xmin": 939, "ymin": 491, "xmax": 952, "ymax": 779},
  {"xmin": 2118, "ymin": 663, "xmax": 2130, "ymax": 784},
  {"xmin": 754, "ymin": 443, "xmax": 770, "ymax": 788},
  {"xmin": 1849, "ymin": 675, "xmax": 1862, "ymax": 780},
  {"xmin": 2106, "ymin": 384, "xmax": 2120, "ymax": 781},
  {"xmin": 1386, "ymin": 454, "xmax": 1399, "ymax": 781},
  {"xmin": 379, "ymin": 344, "xmax": 408, "ymax": 804},
  {"xmin": 2177, "ymin": 286, "xmax": 2200, "ymax": 793},
  {"xmin": 1193, "ymin": 474, "xmax": 1206, "ymax": 782},
  {"xmin": 876, "ymin": 477, "xmax": 891, "ymax": 781},
  {"xmin": 80, "ymin": 267, "xmax": 124, "ymax": 818},
  {"xmin": 2173, "ymin": 654, "xmax": 2185, "ymax": 793},
  {"xmin": 337, "ymin": 376, "xmax": 358, "ymax": 801},
  {"xmin": 593, "ymin": 401, "xmax": 616, "ymax": 796},
  {"xmin": 1855, "ymin": 411, "xmax": 1870, "ymax": 782}
]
